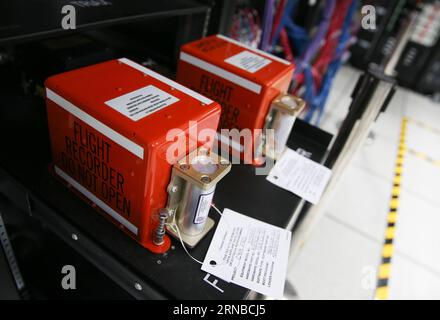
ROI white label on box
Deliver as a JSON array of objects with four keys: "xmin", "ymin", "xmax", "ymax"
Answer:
[
  {"xmin": 202, "ymin": 209, "xmax": 291, "ymax": 299},
  {"xmin": 105, "ymin": 85, "xmax": 179, "ymax": 121},
  {"xmin": 224, "ymin": 50, "xmax": 272, "ymax": 73},
  {"xmin": 267, "ymin": 148, "xmax": 332, "ymax": 205},
  {"xmin": 194, "ymin": 192, "xmax": 214, "ymax": 224}
]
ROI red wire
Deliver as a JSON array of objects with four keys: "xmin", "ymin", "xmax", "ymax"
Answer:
[
  {"xmin": 280, "ymin": 28, "xmax": 295, "ymax": 63},
  {"xmin": 290, "ymin": 0, "xmax": 352, "ymax": 94},
  {"xmin": 314, "ymin": 0, "xmax": 351, "ymax": 73},
  {"xmin": 270, "ymin": 0, "xmax": 287, "ymax": 45}
]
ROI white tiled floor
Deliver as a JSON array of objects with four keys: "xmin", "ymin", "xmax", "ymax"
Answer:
[
  {"xmin": 326, "ymin": 165, "xmax": 390, "ymax": 242},
  {"xmin": 288, "ymin": 66, "xmax": 440, "ymax": 300},
  {"xmin": 288, "ymin": 216, "xmax": 381, "ymax": 300}
]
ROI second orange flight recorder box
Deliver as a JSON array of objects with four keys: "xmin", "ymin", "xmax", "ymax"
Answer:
[{"xmin": 177, "ymin": 35, "xmax": 300, "ymax": 160}]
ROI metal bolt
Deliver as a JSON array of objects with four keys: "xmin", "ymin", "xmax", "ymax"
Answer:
[
  {"xmin": 220, "ymin": 160, "xmax": 229, "ymax": 167},
  {"xmin": 153, "ymin": 209, "xmax": 170, "ymax": 246},
  {"xmin": 157, "ymin": 260, "xmax": 162, "ymax": 265},
  {"xmin": 201, "ymin": 176, "xmax": 211, "ymax": 184},
  {"xmin": 71, "ymin": 234, "xmax": 78, "ymax": 241},
  {"xmin": 171, "ymin": 186, "xmax": 178, "ymax": 193},
  {"xmin": 134, "ymin": 283, "xmax": 142, "ymax": 291},
  {"xmin": 180, "ymin": 164, "xmax": 190, "ymax": 171}
]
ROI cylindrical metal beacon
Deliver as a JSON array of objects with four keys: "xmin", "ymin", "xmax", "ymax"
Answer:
[
  {"xmin": 263, "ymin": 94, "xmax": 305, "ymax": 160},
  {"xmin": 177, "ymin": 155, "xmax": 218, "ymax": 236},
  {"xmin": 164, "ymin": 148, "xmax": 231, "ymax": 247}
]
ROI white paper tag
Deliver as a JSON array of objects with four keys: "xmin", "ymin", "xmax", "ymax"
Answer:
[
  {"xmin": 267, "ymin": 148, "xmax": 332, "ymax": 205},
  {"xmin": 105, "ymin": 85, "xmax": 179, "ymax": 121},
  {"xmin": 202, "ymin": 209, "xmax": 291, "ymax": 299},
  {"xmin": 224, "ymin": 50, "xmax": 272, "ymax": 73}
]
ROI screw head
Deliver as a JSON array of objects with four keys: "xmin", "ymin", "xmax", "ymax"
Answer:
[
  {"xmin": 71, "ymin": 234, "xmax": 78, "ymax": 241},
  {"xmin": 134, "ymin": 283, "xmax": 142, "ymax": 291},
  {"xmin": 180, "ymin": 164, "xmax": 190, "ymax": 171},
  {"xmin": 220, "ymin": 160, "xmax": 229, "ymax": 166},
  {"xmin": 201, "ymin": 176, "xmax": 212, "ymax": 184},
  {"xmin": 171, "ymin": 186, "xmax": 178, "ymax": 193}
]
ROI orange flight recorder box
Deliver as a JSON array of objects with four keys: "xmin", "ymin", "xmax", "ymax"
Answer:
[
  {"xmin": 45, "ymin": 58, "xmax": 221, "ymax": 253},
  {"xmin": 177, "ymin": 34, "xmax": 295, "ymax": 160}
]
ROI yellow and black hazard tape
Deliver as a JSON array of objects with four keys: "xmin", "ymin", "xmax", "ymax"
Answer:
[
  {"xmin": 375, "ymin": 117, "xmax": 408, "ymax": 300},
  {"xmin": 407, "ymin": 148, "xmax": 440, "ymax": 169},
  {"xmin": 407, "ymin": 117, "xmax": 440, "ymax": 136}
]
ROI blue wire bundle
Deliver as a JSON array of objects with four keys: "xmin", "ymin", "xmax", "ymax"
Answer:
[
  {"xmin": 304, "ymin": 0, "xmax": 359, "ymax": 125},
  {"xmin": 271, "ymin": 0, "xmax": 309, "ymax": 54},
  {"xmin": 267, "ymin": 0, "xmax": 359, "ymax": 125}
]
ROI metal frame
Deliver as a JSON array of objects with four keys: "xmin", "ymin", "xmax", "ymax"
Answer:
[
  {"xmin": 0, "ymin": 211, "xmax": 25, "ymax": 300},
  {"xmin": 288, "ymin": 11, "xmax": 418, "ymax": 269}
]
